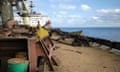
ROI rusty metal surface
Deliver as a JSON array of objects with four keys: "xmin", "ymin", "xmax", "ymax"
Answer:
[
  {"xmin": 27, "ymin": 38, "xmax": 38, "ymax": 72},
  {"xmin": 0, "ymin": 37, "xmax": 55, "ymax": 72},
  {"xmin": 51, "ymin": 28, "xmax": 120, "ymax": 50},
  {"xmin": 0, "ymin": 38, "xmax": 43, "ymax": 72},
  {"xmin": 0, "ymin": 25, "xmax": 35, "ymax": 37},
  {"xmin": 0, "ymin": 38, "xmax": 27, "ymax": 57},
  {"xmin": 36, "ymin": 42, "xmax": 44, "ymax": 56},
  {"xmin": 0, "ymin": 38, "xmax": 27, "ymax": 72},
  {"xmin": 0, "ymin": 19, "xmax": 36, "ymax": 37},
  {"xmin": 27, "ymin": 37, "xmax": 55, "ymax": 72}
]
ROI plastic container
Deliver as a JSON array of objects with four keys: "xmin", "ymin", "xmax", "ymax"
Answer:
[{"xmin": 8, "ymin": 58, "xmax": 28, "ymax": 72}]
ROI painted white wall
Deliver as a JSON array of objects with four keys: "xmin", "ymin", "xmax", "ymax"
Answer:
[{"xmin": 14, "ymin": 15, "xmax": 50, "ymax": 27}]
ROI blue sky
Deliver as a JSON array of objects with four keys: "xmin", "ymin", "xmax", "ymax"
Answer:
[{"xmin": 27, "ymin": 0, "xmax": 120, "ymax": 27}]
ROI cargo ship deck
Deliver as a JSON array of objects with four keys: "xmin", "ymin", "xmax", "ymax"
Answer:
[{"xmin": 53, "ymin": 40, "xmax": 120, "ymax": 72}]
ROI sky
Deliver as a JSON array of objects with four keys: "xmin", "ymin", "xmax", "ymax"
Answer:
[{"xmin": 27, "ymin": 0, "xmax": 120, "ymax": 27}]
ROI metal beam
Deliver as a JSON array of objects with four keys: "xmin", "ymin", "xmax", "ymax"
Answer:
[{"xmin": 1, "ymin": 0, "xmax": 13, "ymax": 24}]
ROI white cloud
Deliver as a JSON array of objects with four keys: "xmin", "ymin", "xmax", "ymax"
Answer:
[
  {"xmin": 59, "ymin": 4, "xmax": 76, "ymax": 10},
  {"xmin": 51, "ymin": 8, "xmax": 120, "ymax": 27},
  {"xmin": 59, "ymin": 11, "xmax": 68, "ymax": 15},
  {"xmin": 92, "ymin": 16, "xmax": 99, "ymax": 20},
  {"xmin": 52, "ymin": 11, "xmax": 68, "ymax": 18},
  {"xmin": 84, "ymin": 9, "xmax": 120, "ymax": 27},
  {"xmin": 49, "ymin": 0, "xmax": 72, "ymax": 2},
  {"xmin": 91, "ymin": 16, "xmax": 103, "ymax": 23},
  {"xmin": 96, "ymin": 9, "xmax": 120, "ymax": 14},
  {"xmin": 97, "ymin": 9, "xmax": 109, "ymax": 13},
  {"xmin": 80, "ymin": 4, "xmax": 91, "ymax": 11},
  {"xmin": 115, "ymin": 9, "xmax": 120, "ymax": 13},
  {"xmin": 96, "ymin": 9, "xmax": 120, "ymax": 23},
  {"xmin": 51, "ymin": 11, "xmax": 85, "ymax": 27},
  {"xmin": 51, "ymin": 4, "xmax": 76, "ymax": 10},
  {"xmin": 54, "ymin": 11, "xmax": 81, "ymax": 18},
  {"xmin": 69, "ymin": 15, "xmax": 81, "ymax": 18}
]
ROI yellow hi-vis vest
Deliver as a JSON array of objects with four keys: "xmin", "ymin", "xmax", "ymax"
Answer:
[{"xmin": 36, "ymin": 27, "xmax": 49, "ymax": 38}]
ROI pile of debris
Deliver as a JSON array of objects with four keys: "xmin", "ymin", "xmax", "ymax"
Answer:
[{"xmin": 0, "ymin": 19, "xmax": 36, "ymax": 38}]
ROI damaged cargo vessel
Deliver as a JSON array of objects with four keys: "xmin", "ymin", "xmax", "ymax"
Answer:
[{"xmin": 0, "ymin": 0, "xmax": 56, "ymax": 72}]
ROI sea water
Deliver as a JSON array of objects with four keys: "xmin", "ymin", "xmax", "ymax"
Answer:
[{"xmin": 60, "ymin": 27, "xmax": 120, "ymax": 42}]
